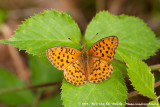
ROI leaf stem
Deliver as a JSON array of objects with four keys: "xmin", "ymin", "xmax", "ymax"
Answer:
[
  {"xmin": 156, "ymin": 95, "xmax": 160, "ymax": 100},
  {"xmin": 149, "ymin": 64, "xmax": 160, "ymax": 71},
  {"xmin": 0, "ymin": 81, "xmax": 61, "ymax": 94},
  {"xmin": 154, "ymin": 81, "xmax": 160, "ymax": 88},
  {"xmin": 32, "ymin": 90, "xmax": 42, "ymax": 107},
  {"xmin": 127, "ymin": 91, "xmax": 139, "ymax": 98},
  {"xmin": 41, "ymin": 84, "xmax": 61, "ymax": 100},
  {"xmin": 127, "ymin": 81, "xmax": 160, "ymax": 98},
  {"xmin": 83, "ymin": 33, "xmax": 99, "ymax": 47},
  {"xmin": 113, "ymin": 59, "xmax": 126, "ymax": 65}
]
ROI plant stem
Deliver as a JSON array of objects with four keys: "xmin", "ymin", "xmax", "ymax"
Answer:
[
  {"xmin": 150, "ymin": 64, "xmax": 160, "ymax": 71},
  {"xmin": 32, "ymin": 90, "xmax": 42, "ymax": 107},
  {"xmin": 154, "ymin": 81, "xmax": 160, "ymax": 87},
  {"xmin": 96, "ymin": 0, "xmax": 106, "ymax": 12},
  {"xmin": 113, "ymin": 59, "xmax": 126, "ymax": 65},
  {"xmin": 127, "ymin": 91, "xmax": 139, "ymax": 98},
  {"xmin": 41, "ymin": 84, "xmax": 61, "ymax": 100},
  {"xmin": 0, "ymin": 81, "xmax": 61, "ymax": 94},
  {"xmin": 157, "ymin": 95, "xmax": 160, "ymax": 100},
  {"xmin": 127, "ymin": 81, "xmax": 160, "ymax": 98}
]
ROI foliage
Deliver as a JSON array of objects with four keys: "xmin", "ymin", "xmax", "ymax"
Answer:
[
  {"xmin": 148, "ymin": 100, "xmax": 159, "ymax": 107},
  {"xmin": 29, "ymin": 55, "xmax": 63, "ymax": 85},
  {"xmin": 29, "ymin": 55, "xmax": 63, "ymax": 107},
  {"xmin": 85, "ymin": 11, "xmax": 160, "ymax": 61},
  {"xmin": 0, "ymin": 10, "xmax": 81, "ymax": 56},
  {"xmin": 61, "ymin": 65, "xmax": 127, "ymax": 107},
  {"xmin": 0, "ymin": 69, "xmax": 34, "ymax": 106},
  {"xmin": 38, "ymin": 92, "xmax": 63, "ymax": 107},
  {"xmin": 0, "ymin": 10, "xmax": 160, "ymax": 107},
  {"xmin": 120, "ymin": 55, "xmax": 156, "ymax": 98}
]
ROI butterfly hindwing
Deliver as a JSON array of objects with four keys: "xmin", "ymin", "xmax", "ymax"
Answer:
[
  {"xmin": 88, "ymin": 58, "xmax": 113, "ymax": 83},
  {"xmin": 46, "ymin": 46, "xmax": 81, "ymax": 70},
  {"xmin": 64, "ymin": 59, "xmax": 87, "ymax": 85},
  {"xmin": 89, "ymin": 36, "xmax": 119, "ymax": 61}
]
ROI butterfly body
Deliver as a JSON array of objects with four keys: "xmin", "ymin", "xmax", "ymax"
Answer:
[
  {"xmin": 46, "ymin": 36, "xmax": 119, "ymax": 85},
  {"xmin": 80, "ymin": 46, "xmax": 89, "ymax": 79}
]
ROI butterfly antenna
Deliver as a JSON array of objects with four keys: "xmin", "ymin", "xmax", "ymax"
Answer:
[{"xmin": 68, "ymin": 38, "xmax": 81, "ymax": 45}]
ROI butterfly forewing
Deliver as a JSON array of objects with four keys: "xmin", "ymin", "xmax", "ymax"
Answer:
[
  {"xmin": 46, "ymin": 46, "xmax": 81, "ymax": 70},
  {"xmin": 88, "ymin": 58, "xmax": 113, "ymax": 83},
  {"xmin": 64, "ymin": 59, "xmax": 87, "ymax": 85},
  {"xmin": 89, "ymin": 36, "xmax": 119, "ymax": 61}
]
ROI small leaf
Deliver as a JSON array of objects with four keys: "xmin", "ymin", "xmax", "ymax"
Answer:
[
  {"xmin": 147, "ymin": 100, "xmax": 159, "ymax": 107},
  {"xmin": 61, "ymin": 64, "xmax": 127, "ymax": 107},
  {"xmin": 0, "ymin": 68, "xmax": 34, "ymax": 106},
  {"xmin": 29, "ymin": 55, "xmax": 63, "ymax": 85},
  {"xmin": 120, "ymin": 54, "xmax": 156, "ymax": 98},
  {"xmin": 85, "ymin": 11, "xmax": 160, "ymax": 60},
  {"xmin": 38, "ymin": 92, "xmax": 63, "ymax": 107},
  {"xmin": 0, "ymin": 10, "xmax": 81, "ymax": 56}
]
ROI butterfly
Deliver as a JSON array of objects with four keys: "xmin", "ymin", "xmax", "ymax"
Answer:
[{"xmin": 46, "ymin": 36, "xmax": 119, "ymax": 85}]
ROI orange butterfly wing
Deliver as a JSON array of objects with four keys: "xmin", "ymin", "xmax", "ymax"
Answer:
[
  {"xmin": 46, "ymin": 46, "xmax": 87, "ymax": 85},
  {"xmin": 88, "ymin": 58, "xmax": 113, "ymax": 83},
  {"xmin": 64, "ymin": 59, "xmax": 87, "ymax": 85},
  {"xmin": 89, "ymin": 36, "xmax": 119, "ymax": 61},
  {"xmin": 46, "ymin": 46, "xmax": 80, "ymax": 70},
  {"xmin": 88, "ymin": 36, "xmax": 118, "ymax": 83}
]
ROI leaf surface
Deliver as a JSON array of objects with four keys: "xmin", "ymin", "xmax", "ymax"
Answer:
[
  {"xmin": 29, "ymin": 55, "xmax": 63, "ymax": 84},
  {"xmin": 85, "ymin": 11, "xmax": 160, "ymax": 60},
  {"xmin": 120, "ymin": 54, "xmax": 156, "ymax": 98},
  {"xmin": 38, "ymin": 92, "xmax": 63, "ymax": 107},
  {"xmin": 0, "ymin": 69, "xmax": 34, "ymax": 106},
  {"xmin": 147, "ymin": 100, "xmax": 159, "ymax": 107},
  {"xmin": 0, "ymin": 10, "xmax": 81, "ymax": 56},
  {"xmin": 61, "ymin": 64, "xmax": 127, "ymax": 107}
]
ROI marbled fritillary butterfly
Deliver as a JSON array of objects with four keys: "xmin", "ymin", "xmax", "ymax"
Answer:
[{"xmin": 46, "ymin": 36, "xmax": 119, "ymax": 85}]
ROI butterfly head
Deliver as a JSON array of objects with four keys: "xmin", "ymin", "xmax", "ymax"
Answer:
[{"xmin": 81, "ymin": 45, "xmax": 88, "ymax": 51}]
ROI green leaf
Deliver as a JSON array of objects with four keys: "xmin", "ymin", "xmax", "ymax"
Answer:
[
  {"xmin": 38, "ymin": 92, "xmax": 63, "ymax": 107},
  {"xmin": 29, "ymin": 55, "xmax": 63, "ymax": 84},
  {"xmin": 120, "ymin": 54, "xmax": 156, "ymax": 98},
  {"xmin": 61, "ymin": 64, "xmax": 127, "ymax": 107},
  {"xmin": 147, "ymin": 100, "xmax": 159, "ymax": 107},
  {"xmin": 111, "ymin": 61, "xmax": 127, "ymax": 77},
  {"xmin": 85, "ymin": 11, "xmax": 160, "ymax": 60},
  {"xmin": 0, "ymin": 68, "xmax": 34, "ymax": 106},
  {"xmin": 0, "ymin": 10, "xmax": 81, "ymax": 56}
]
